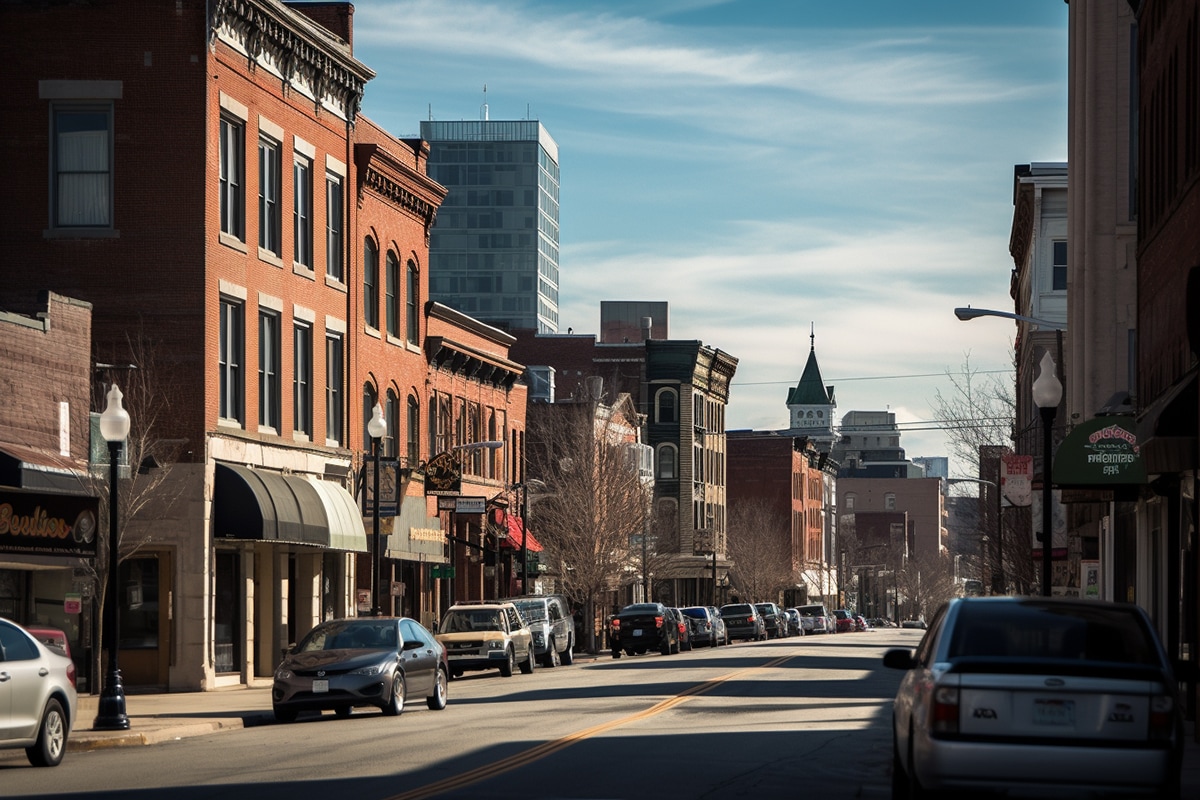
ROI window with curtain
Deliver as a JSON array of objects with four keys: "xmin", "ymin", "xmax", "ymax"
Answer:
[
  {"xmin": 363, "ymin": 237, "xmax": 379, "ymax": 329},
  {"xmin": 386, "ymin": 251, "xmax": 400, "ymax": 338},
  {"xmin": 325, "ymin": 173, "xmax": 343, "ymax": 281},
  {"xmin": 219, "ymin": 115, "xmax": 244, "ymax": 239},
  {"xmin": 54, "ymin": 106, "xmax": 112, "ymax": 228}
]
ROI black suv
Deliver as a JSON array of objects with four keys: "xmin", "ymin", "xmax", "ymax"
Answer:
[
  {"xmin": 610, "ymin": 602, "xmax": 679, "ymax": 657},
  {"xmin": 755, "ymin": 602, "xmax": 787, "ymax": 639},
  {"xmin": 504, "ymin": 594, "xmax": 576, "ymax": 667}
]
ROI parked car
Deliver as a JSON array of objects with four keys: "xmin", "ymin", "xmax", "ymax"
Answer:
[
  {"xmin": 832, "ymin": 608, "xmax": 856, "ymax": 633},
  {"xmin": 271, "ymin": 616, "xmax": 448, "ymax": 723},
  {"xmin": 797, "ymin": 603, "xmax": 831, "ymax": 635},
  {"xmin": 0, "ymin": 618, "xmax": 78, "ymax": 766},
  {"xmin": 24, "ymin": 626, "xmax": 71, "ymax": 658},
  {"xmin": 885, "ymin": 597, "xmax": 1184, "ymax": 799},
  {"xmin": 754, "ymin": 602, "xmax": 787, "ymax": 639},
  {"xmin": 783, "ymin": 608, "xmax": 804, "ymax": 637},
  {"xmin": 707, "ymin": 606, "xmax": 729, "ymax": 646},
  {"xmin": 854, "ymin": 614, "xmax": 870, "ymax": 631},
  {"xmin": 503, "ymin": 594, "xmax": 575, "ymax": 668},
  {"xmin": 900, "ymin": 618, "xmax": 927, "ymax": 629},
  {"xmin": 680, "ymin": 606, "xmax": 721, "ymax": 647},
  {"xmin": 666, "ymin": 607, "xmax": 694, "ymax": 651},
  {"xmin": 610, "ymin": 602, "xmax": 679, "ymax": 657},
  {"xmin": 436, "ymin": 601, "xmax": 536, "ymax": 678},
  {"xmin": 720, "ymin": 603, "xmax": 766, "ymax": 642}
]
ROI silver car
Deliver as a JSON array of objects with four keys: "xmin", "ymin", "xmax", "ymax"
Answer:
[
  {"xmin": 885, "ymin": 597, "xmax": 1184, "ymax": 799},
  {"xmin": 0, "ymin": 617, "xmax": 78, "ymax": 766}
]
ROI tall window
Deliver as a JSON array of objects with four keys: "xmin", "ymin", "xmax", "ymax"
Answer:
[
  {"xmin": 655, "ymin": 388, "xmax": 678, "ymax": 424},
  {"xmin": 257, "ymin": 137, "xmax": 281, "ymax": 255},
  {"xmin": 325, "ymin": 333, "xmax": 343, "ymax": 444},
  {"xmin": 386, "ymin": 251, "xmax": 401, "ymax": 338},
  {"xmin": 293, "ymin": 154, "xmax": 313, "ymax": 268},
  {"xmin": 1052, "ymin": 240, "xmax": 1068, "ymax": 291},
  {"xmin": 325, "ymin": 173, "xmax": 343, "ymax": 280},
  {"xmin": 386, "ymin": 390, "xmax": 400, "ymax": 458},
  {"xmin": 656, "ymin": 443, "xmax": 678, "ymax": 480},
  {"xmin": 363, "ymin": 237, "xmax": 379, "ymax": 329},
  {"xmin": 406, "ymin": 395, "xmax": 420, "ymax": 465},
  {"xmin": 53, "ymin": 105, "xmax": 112, "ymax": 228},
  {"xmin": 258, "ymin": 311, "xmax": 281, "ymax": 430},
  {"xmin": 406, "ymin": 260, "xmax": 419, "ymax": 344},
  {"xmin": 293, "ymin": 322, "xmax": 312, "ymax": 437},
  {"xmin": 218, "ymin": 298, "xmax": 244, "ymax": 423},
  {"xmin": 219, "ymin": 115, "xmax": 244, "ymax": 240}
]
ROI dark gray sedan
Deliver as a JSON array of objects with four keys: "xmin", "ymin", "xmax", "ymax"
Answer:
[{"xmin": 272, "ymin": 617, "xmax": 448, "ymax": 723}]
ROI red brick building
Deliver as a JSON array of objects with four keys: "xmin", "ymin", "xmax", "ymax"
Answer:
[{"xmin": 0, "ymin": 0, "xmax": 526, "ymax": 690}]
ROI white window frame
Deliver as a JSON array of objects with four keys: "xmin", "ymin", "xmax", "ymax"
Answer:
[
  {"xmin": 293, "ymin": 153, "xmax": 313, "ymax": 268},
  {"xmin": 219, "ymin": 297, "xmax": 244, "ymax": 424}
]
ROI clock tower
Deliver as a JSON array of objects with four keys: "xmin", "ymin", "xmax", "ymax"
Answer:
[{"xmin": 785, "ymin": 326, "xmax": 836, "ymax": 450}]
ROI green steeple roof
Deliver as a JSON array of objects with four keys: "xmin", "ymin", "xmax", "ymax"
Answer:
[{"xmin": 786, "ymin": 329, "xmax": 832, "ymax": 406}]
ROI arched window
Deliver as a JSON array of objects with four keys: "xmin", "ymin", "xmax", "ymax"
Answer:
[
  {"xmin": 406, "ymin": 259, "xmax": 419, "ymax": 344},
  {"xmin": 406, "ymin": 395, "xmax": 420, "ymax": 466},
  {"xmin": 385, "ymin": 250, "xmax": 400, "ymax": 338},
  {"xmin": 363, "ymin": 237, "xmax": 379, "ymax": 329},
  {"xmin": 385, "ymin": 389, "xmax": 399, "ymax": 458},
  {"xmin": 656, "ymin": 443, "xmax": 678, "ymax": 480},
  {"xmin": 655, "ymin": 388, "xmax": 678, "ymax": 424}
]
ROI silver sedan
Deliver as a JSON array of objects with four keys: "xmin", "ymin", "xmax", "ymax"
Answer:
[{"xmin": 0, "ymin": 617, "xmax": 78, "ymax": 767}]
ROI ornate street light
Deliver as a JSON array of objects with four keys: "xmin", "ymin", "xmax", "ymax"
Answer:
[
  {"xmin": 367, "ymin": 402, "xmax": 387, "ymax": 616},
  {"xmin": 1032, "ymin": 352, "xmax": 1063, "ymax": 597},
  {"xmin": 94, "ymin": 384, "xmax": 131, "ymax": 731}
]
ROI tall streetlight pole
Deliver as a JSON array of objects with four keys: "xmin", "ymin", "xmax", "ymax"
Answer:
[
  {"xmin": 1032, "ymin": 352, "xmax": 1062, "ymax": 597},
  {"xmin": 94, "ymin": 384, "xmax": 131, "ymax": 731},
  {"xmin": 367, "ymin": 402, "xmax": 387, "ymax": 616}
]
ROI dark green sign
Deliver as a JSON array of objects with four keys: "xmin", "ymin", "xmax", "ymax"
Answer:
[
  {"xmin": 430, "ymin": 564, "xmax": 456, "ymax": 579},
  {"xmin": 1053, "ymin": 417, "xmax": 1146, "ymax": 486}
]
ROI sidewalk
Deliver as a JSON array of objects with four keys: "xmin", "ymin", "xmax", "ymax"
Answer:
[{"xmin": 66, "ymin": 687, "xmax": 1200, "ymax": 796}]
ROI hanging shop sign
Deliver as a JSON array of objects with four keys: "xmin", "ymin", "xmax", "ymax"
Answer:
[{"xmin": 1052, "ymin": 417, "xmax": 1146, "ymax": 486}]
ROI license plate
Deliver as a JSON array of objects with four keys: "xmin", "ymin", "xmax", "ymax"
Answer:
[
  {"xmin": 632, "ymin": 629, "xmax": 643, "ymax": 637},
  {"xmin": 312, "ymin": 679, "xmax": 329, "ymax": 693},
  {"xmin": 1033, "ymin": 698, "xmax": 1075, "ymax": 726}
]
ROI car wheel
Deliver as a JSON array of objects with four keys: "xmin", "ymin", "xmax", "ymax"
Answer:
[
  {"xmin": 710, "ymin": 633, "xmax": 719, "ymax": 648},
  {"xmin": 426, "ymin": 666, "xmax": 448, "ymax": 711},
  {"xmin": 543, "ymin": 637, "xmax": 560, "ymax": 668},
  {"xmin": 383, "ymin": 672, "xmax": 406, "ymax": 716},
  {"xmin": 561, "ymin": 635, "xmax": 575, "ymax": 665},
  {"xmin": 500, "ymin": 646, "xmax": 515, "ymax": 677},
  {"xmin": 334, "ymin": 706, "xmax": 352, "ymax": 718},
  {"xmin": 520, "ymin": 646, "xmax": 535, "ymax": 674},
  {"xmin": 25, "ymin": 698, "xmax": 67, "ymax": 767},
  {"xmin": 629, "ymin": 648, "xmax": 640, "ymax": 656},
  {"xmin": 611, "ymin": 650, "xmax": 621, "ymax": 659},
  {"xmin": 660, "ymin": 638, "xmax": 671, "ymax": 656},
  {"xmin": 273, "ymin": 706, "xmax": 298, "ymax": 724}
]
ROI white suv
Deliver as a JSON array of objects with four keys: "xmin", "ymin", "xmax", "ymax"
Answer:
[{"xmin": 435, "ymin": 602, "xmax": 536, "ymax": 678}]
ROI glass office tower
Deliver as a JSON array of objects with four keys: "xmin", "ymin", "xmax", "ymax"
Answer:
[{"xmin": 420, "ymin": 120, "xmax": 560, "ymax": 333}]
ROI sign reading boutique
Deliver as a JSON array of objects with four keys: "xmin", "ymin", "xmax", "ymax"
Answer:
[{"xmin": 0, "ymin": 487, "xmax": 99, "ymax": 557}]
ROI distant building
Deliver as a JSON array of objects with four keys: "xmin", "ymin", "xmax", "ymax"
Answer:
[
  {"xmin": 832, "ymin": 410, "xmax": 920, "ymax": 478},
  {"xmin": 421, "ymin": 118, "xmax": 561, "ymax": 333},
  {"xmin": 783, "ymin": 329, "xmax": 837, "ymax": 450},
  {"xmin": 911, "ymin": 456, "xmax": 948, "ymax": 479}
]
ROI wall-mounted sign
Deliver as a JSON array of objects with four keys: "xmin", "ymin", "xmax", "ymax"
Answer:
[
  {"xmin": 423, "ymin": 451, "xmax": 463, "ymax": 496},
  {"xmin": 1001, "ymin": 454, "xmax": 1033, "ymax": 507},
  {"xmin": 455, "ymin": 497, "xmax": 487, "ymax": 514},
  {"xmin": 1052, "ymin": 417, "xmax": 1146, "ymax": 486},
  {"xmin": 0, "ymin": 488, "xmax": 99, "ymax": 558}
]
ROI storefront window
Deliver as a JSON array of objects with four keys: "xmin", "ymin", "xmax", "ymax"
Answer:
[{"xmin": 119, "ymin": 556, "xmax": 159, "ymax": 649}]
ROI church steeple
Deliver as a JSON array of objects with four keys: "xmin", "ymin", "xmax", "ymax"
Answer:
[{"xmin": 785, "ymin": 324, "xmax": 835, "ymax": 443}]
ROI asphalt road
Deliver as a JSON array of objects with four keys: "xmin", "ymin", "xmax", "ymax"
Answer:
[{"xmin": 0, "ymin": 629, "xmax": 917, "ymax": 799}]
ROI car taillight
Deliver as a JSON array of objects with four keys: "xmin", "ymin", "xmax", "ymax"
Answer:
[
  {"xmin": 678, "ymin": 622, "xmax": 686, "ymax": 633},
  {"xmin": 930, "ymin": 686, "xmax": 959, "ymax": 735},
  {"xmin": 65, "ymin": 660, "xmax": 77, "ymax": 688},
  {"xmin": 610, "ymin": 618, "xmax": 620, "ymax": 631},
  {"xmin": 1149, "ymin": 694, "xmax": 1174, "ymax": 741},
  {"xmin": 655, "ymin": 615, "xmax": 664, "ymax": 628}
]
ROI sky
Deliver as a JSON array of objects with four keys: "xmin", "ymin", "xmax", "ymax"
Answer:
[{"xmin": 351, "ymin": 0, "xmax": 1070, "ymax": 478}]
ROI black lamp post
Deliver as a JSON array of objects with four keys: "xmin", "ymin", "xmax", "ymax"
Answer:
[
  {"xmin": 93, "ymin": 384, "xmax": 131, "ymax": 731},
  {"xmin": 1032, "ymin": 352, "xmax": 1062, "ymax": 598},
  {"xmin": 367, "ymin": 402, "xmax": 387, "ymax": 616}
]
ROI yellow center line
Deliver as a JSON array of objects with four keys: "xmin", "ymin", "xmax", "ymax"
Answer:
[{"xmin": 389, "ymin": 655, "xmax": 793, "ymax": 800}]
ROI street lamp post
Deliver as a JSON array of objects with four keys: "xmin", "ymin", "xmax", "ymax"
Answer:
[
  {"xmin": 367, "ymin": 403, "xmax": 387, "ymax": 616},
  {"xmin": 94, "ymin": 384, "xmax": 131, "ymax": 731},
  {"xmin": 1032, "ymin": 352, "xmax": 1063, "ymax": 598}
]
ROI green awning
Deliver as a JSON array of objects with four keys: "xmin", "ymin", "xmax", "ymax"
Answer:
[{"xmin": 1052, "ymin": 417, "xmax": 1146, "ymax": 486}]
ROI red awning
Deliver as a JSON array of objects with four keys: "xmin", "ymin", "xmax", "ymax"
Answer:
[{"xmin": 499, "ymin": 513, "xmax": 543, "ymax": 552}]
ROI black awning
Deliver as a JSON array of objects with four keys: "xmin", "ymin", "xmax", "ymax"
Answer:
[
  {"xmin": 214, "ymin": 463, "xmax": 329, "ymax": 546},
  {"xmin": 1135, "ymin": 369, "xmax": 1198, "ymax": 475}
]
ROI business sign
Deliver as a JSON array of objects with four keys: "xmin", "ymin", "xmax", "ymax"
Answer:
[
  {"xmin": 455, "ymin": 496, "xmax": 487, "ymax": 514},
  {"xmin": 0, "ymin": 487, "xmax": 99, "ymax": 558},
  {"xmin": 1000, "ymin": 454, "xmax": 1033, "ymax": 507},
  {"xmin": 423, "ymin": 451, "xmax": 462, "ymax": 496},
  {"xmin": 363, "ymin": 458, "xmax": 400, "ymax": 517},
  {"xmin": 1052, "ymin": 417, "xmax": 1146, "ymax": 486}
]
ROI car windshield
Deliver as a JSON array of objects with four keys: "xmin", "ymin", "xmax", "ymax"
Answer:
[
  {"xmin": 513, "ymin": 601, "xmax": 547, "ymax": 621},
  {"xmin": 834, "ymin": 610, "xmax": 851, "ymax": 619},
  {"xmin": 440, "ymin": 609, "xmax": 504, "ymax": 633},
  {"xmin": 947, "ymin": 602, "xmax": 1158, "ymax": 664},
  {"xmin": 622, "ymin": 604, "xmax": 661, "ymax": 614},
  {"xmin": 298, "ymin": 621, "xmax": 397, "ymax": 651},
  {"xmin": 755, "ymin": 604, "xmax": 774, "ymax": 613},
  {"xmin": 722, "ymin": 604, "xmax": 753, "ymax": 615},
  {"xmin": 680, "ymin": 608, "xmax": 707, "ymax": 619},
  {"xmin": 798, "ymin": 606, "xmax": 822, "ymax": 617}
]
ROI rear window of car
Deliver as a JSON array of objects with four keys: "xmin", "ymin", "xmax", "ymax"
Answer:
[
  {"xmin": 722, "ymin": 604, "xmax": 753, "ymax": 615},
  {"xmin": 798, "ymin": 605, "xmax": 825, "ymax": 617},
  {"xmin": 622, "ymin": 603, "xmax": 661, "ymax": 614},
  {"xmin": 948, "ymin": 602, "xmax": 1158, "ymax": 664},
  {"xmin": 680, "ymin": 607, "xmax": 708, "ymax": 619}
]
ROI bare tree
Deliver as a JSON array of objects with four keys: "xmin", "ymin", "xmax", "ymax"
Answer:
[
  {"xmin": 896, "ymin": 550, "xmax": 957, "ymax": 622},
  {"xmin": 726, "ymin": 498, "xmax": 793, "ymax": 604},
  {"xmin": 930, "ymin": 352, "xmax": 1016, "ymax": 475},
  {"xmin": 527, "ymin": 399, "xmax": 650, "ymax": 652}
]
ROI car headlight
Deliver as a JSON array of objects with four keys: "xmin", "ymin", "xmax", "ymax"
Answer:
[
  {"xmin": 487, "ymin": 640, "xmax": 507, "ymax": 650},
  {"xmin": 349, "ymin": 663, "xmax": 386, "ymax": 676},
  {"xmin": 275, "ymin": 668, "xmax": 293, "ymax": 680}
]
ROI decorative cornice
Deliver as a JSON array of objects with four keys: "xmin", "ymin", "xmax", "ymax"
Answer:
[
  {"xmin": 209, "ymin": 0, "xmax": 374, "ymax": 122},
  {"xmin": 356, "ymin": 143, "xmax": 444, "ymax": 244},
  {"xmin": 1009, "ymin": 184, "xmax": 1034, "ymax": 268}
]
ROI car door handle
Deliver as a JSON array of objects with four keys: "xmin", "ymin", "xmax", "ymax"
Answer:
[{"xmin": 0, "ymin": 672, "xmax": 10, "ymax": 682}]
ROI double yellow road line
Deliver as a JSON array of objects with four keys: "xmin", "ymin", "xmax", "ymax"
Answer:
[{"xmin": 392, "ymin": 655, "xmax": 793, "ymax": 799}]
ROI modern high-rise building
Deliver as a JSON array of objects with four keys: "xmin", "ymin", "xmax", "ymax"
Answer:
[{"xmin": 420, "ymin": 118, "xmax": 561, "ymax": 333}]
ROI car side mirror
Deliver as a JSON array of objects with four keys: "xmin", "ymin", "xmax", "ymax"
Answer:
[
  {"xmin": 882, "ymin": 648, "xmax": 916, "ymax": 670},
  {"xmin": 403, "ymin": 639, "xmax": 423, "ymax": 651}
]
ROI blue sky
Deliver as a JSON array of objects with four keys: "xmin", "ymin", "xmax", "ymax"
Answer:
[{"xmin": 352, "ymin": 0, "xmax": 1070, "ymax": 475}]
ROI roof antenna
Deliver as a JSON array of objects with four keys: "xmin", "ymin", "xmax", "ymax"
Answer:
[
  {"xmin": 810, "ymin": 322, "xmax": 815, "ymax": 352},
  {"xmin": 428, "ymin": 103, "xmax": 432, "ymax": 121},
  {"xmin": 481, "ymin": 84, "xmax": 488, "ymax": 121}
]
